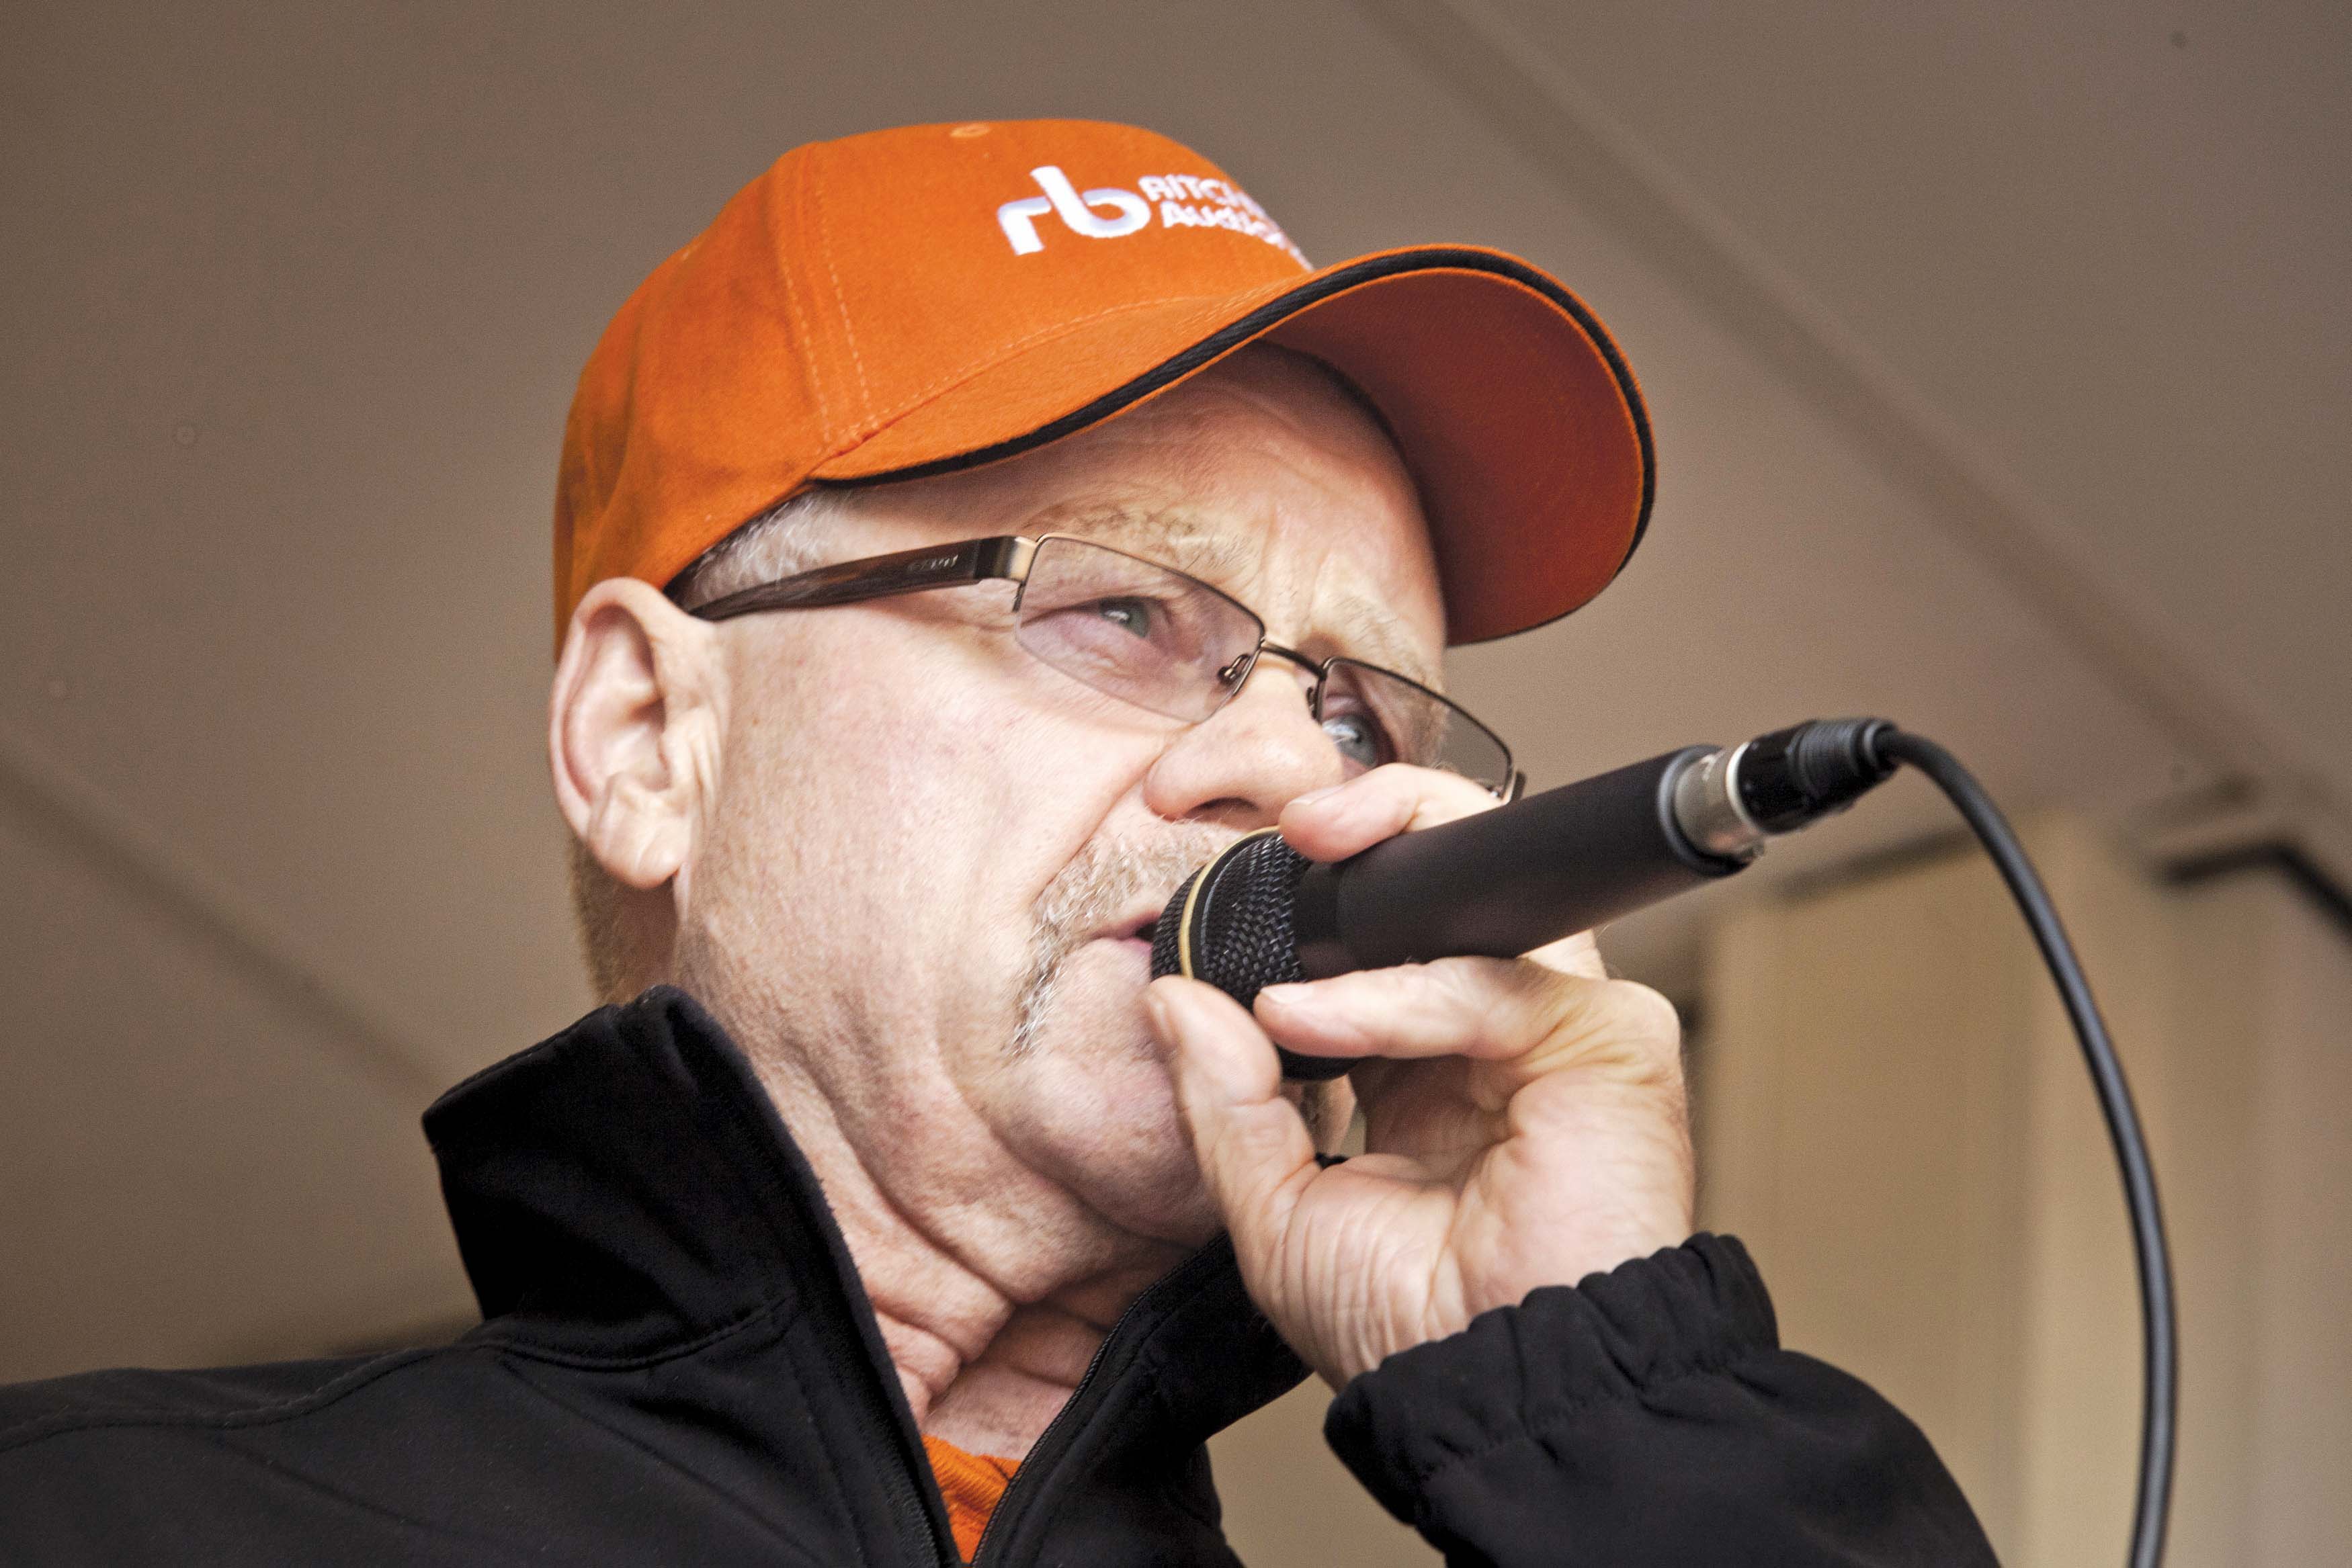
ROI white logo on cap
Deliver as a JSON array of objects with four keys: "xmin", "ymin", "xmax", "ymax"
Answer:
[
  {"xmin": 997, "ymin": 166, "xmax": 1150, "ymax": 254},
  {"xmin": 997, "ymin": 165, "xmax": 1306, "ymax": 265}
]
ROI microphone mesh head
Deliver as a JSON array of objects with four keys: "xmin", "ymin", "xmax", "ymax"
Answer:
[
  {"xmin": 1150, "ymin": 833, "xmax": 1348, "ymax": 1080},
  {"xmin": 1148, "ymin": 867, "xmax": 1200, "ymax": 984}
]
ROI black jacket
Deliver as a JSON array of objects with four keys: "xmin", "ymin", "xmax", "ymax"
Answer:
[{"xmin": 0, "ymin": 988, "xmax": 1995, "ymax": 1564}]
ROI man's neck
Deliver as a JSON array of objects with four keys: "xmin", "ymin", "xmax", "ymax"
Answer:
[
  {"xmin": 882, "ymin": 1277, "xmax": 1157, "ymax": 1458},
  {"xmin": 741, "ymin": 1048, "xmax": 1190, "ymax": 1460}
]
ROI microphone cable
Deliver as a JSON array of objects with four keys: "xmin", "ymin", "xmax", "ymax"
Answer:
[
  {"xmin": 1872, "ymin": 728, "xmax": 2175, "ymax": 1568},
  {"xmin": 1630, "ymin": 717, "xmax": 2176, "ymax": 1567}
]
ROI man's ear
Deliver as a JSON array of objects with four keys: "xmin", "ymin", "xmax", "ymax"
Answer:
[{"xmin": 548, "ymin": 578, "xmax": 726, "ymax": 896}]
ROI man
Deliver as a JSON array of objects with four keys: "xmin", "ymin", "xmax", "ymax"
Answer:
[{"xmin": 0, "ymin": 120, "xmax": 1994, "ymax": 1563}]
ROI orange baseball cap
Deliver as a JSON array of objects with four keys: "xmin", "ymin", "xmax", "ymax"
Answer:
[{"xmin": 554, "ymin": 118, "xmax": 1652, "ymax": 649}]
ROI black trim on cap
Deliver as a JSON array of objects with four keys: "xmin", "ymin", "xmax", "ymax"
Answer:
[{"xmin": 834, "ymin": 247, "xmax": 1655, "ymax": 638}]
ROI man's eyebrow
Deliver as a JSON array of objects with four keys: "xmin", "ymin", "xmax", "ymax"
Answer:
[
  {"xmin": 1023, "ymin": 501, "xmax": 1443, "ymax": 687},
  {"xmin": 1325, "ymin": 596, "xmax": 1441, "ymax": 690},
  {"xmin": 1028, "ymin": 502, "xmax": 1249, "ymax": 579}
]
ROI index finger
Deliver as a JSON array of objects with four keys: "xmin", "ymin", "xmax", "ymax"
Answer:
[
  {"xmin": 1278, "ymin": 764, "xmax": 1503, "ymax": 863},
  {"xmin": 1281, "ymin": 766, "xmax": 1609, "ymax": 982}
]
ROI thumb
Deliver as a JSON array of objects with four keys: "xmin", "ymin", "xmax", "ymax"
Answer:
[{"xmin": 1147, "ymin": 977, "xmax": 1316, "ymax": 1266}]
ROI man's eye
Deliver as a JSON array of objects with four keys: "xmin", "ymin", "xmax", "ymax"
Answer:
[
  {"xmin": 1321, "ymin": 711, "xmax": 1388, "ymax": 771},
  {"xmin": 1090, "ymin": 597, "xmax": 1157, "ymax": 638}
]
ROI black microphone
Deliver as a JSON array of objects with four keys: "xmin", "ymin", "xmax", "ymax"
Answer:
[{"xmin": 1149, "ymin": 717, "xmax": 1898, "ymax": 1078}]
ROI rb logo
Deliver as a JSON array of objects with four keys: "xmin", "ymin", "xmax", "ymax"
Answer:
[{"xmin": 996, "ymin": 166, "xmax": 1151, "ymax": 255}]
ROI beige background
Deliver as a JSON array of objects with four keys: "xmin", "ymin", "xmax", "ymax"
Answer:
[
  {"xmin": 3, "ymin": 2, "xmax": 2345, "ymax": 1561},
  {"xmin": 1699, "ymin": 817, "xmax": 2352, "ymax": 1564}
]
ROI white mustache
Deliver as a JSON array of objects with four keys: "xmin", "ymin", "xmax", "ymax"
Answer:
[{"xmin": 1012, "ymin": 824, "xmax": 1238, "ymax": 1055}]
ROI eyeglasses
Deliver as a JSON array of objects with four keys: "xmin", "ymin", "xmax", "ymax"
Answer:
[{"xmin": 690, "ymin": 534, "xmax": 1520, "ymax": 797}]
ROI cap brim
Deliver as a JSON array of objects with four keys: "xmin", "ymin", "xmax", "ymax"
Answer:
[{"xmin": 810, "ymin": 246, "xmax": 1652, "ymax": 645}]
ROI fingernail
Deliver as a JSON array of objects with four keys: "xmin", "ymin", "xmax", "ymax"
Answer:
[
  {"xmin": 1256, "ymin": 984, "xmax": 1357, "ymax": 1045},
  {"xmin": 1147, "ymin": 982, "xmax": 1204, "ymax": 1047},
  {"xmin": 1290, "ymin": 784, "xmax": 1345, "ymax": 808},
  {"xmin": 1256, "ymin": 982, "xmax": 1315, "ymax": 1013}
]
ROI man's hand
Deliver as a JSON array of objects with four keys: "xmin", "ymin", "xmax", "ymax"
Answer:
[{"xmin": 1145, "ymin": 765, "xmax": 1695, "ymax": 1390}]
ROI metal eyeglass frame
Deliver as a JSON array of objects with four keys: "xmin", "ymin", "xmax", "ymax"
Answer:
[{"xmin": 688, "ymin": 533, "xmax": 1523, "ymax": 799}]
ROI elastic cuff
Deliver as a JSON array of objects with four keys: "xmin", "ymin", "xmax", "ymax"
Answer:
[{"xmin": 1323, "ymin": 1233, "xmax": 1776, "ymax": 1523}]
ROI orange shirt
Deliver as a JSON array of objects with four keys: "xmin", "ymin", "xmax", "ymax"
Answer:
[{"xmin": 922, "ymin": 1434, "xmax": 1019, "ymax": 1562}]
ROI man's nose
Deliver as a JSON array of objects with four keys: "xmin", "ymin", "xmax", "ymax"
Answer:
[{"xmin": 1140, "ymin": 659, "xmax": 1343, "ymax": 830}]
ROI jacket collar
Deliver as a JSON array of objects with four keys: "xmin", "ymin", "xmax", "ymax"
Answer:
[
  {"xmin": 425, "ymin": 986, "xmax": 873, "ymax": 1354},
  {"xmin": 423, "ymin": 986, "xmax": 1307, "ymax": 1555}
]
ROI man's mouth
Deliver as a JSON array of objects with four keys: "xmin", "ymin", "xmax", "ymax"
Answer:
[
  {"xmin": 1104, "ymin": 906, "xmax": 1166, "ymax": 951},
  {"xmin": 1019, "ymin": 830, "xmax": 1234, "ymax": 1053},
  {"xmin": 1079, "ymin": 891, "xmax": 1175, "ymax": 957}
]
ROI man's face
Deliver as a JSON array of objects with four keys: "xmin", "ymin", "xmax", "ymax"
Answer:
[{"xmin": 671, "ymin": 346, "xmax": 1445, "ymax": 1282}]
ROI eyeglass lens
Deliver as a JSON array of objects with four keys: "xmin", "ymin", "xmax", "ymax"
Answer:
[
  {"xmin": 1316, "ymin": 658, "xmax": 1510, "ymax": 789},
  {"xmin": 1011, "ymin": 537, "xmax": 1511, "ymax": 791},
  {"xmin": 1011, "ymin": 535, "xmax": 1258, "ymax": 722}
]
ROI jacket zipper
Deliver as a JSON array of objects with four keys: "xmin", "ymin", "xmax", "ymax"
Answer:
[
  {"xmin": 891, "ymin": 1450, "xmax": 953, "ymax": 1568},
  {"xmin": 783, "ymin": 1174, "xmax": 956, "ymax": 1565},
  {"xmin": 820, "ymin": 1287, "xmax": 957, "ymax": 1567},
  {"xmin": 966, "ymin": 1258, "xmax": 1204, "ymax": 1566}
]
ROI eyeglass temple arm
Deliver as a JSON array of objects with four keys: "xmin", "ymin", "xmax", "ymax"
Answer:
[{"xmin": 691, "ymin": 537, "xmax": 1036, "ymax": 621}]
